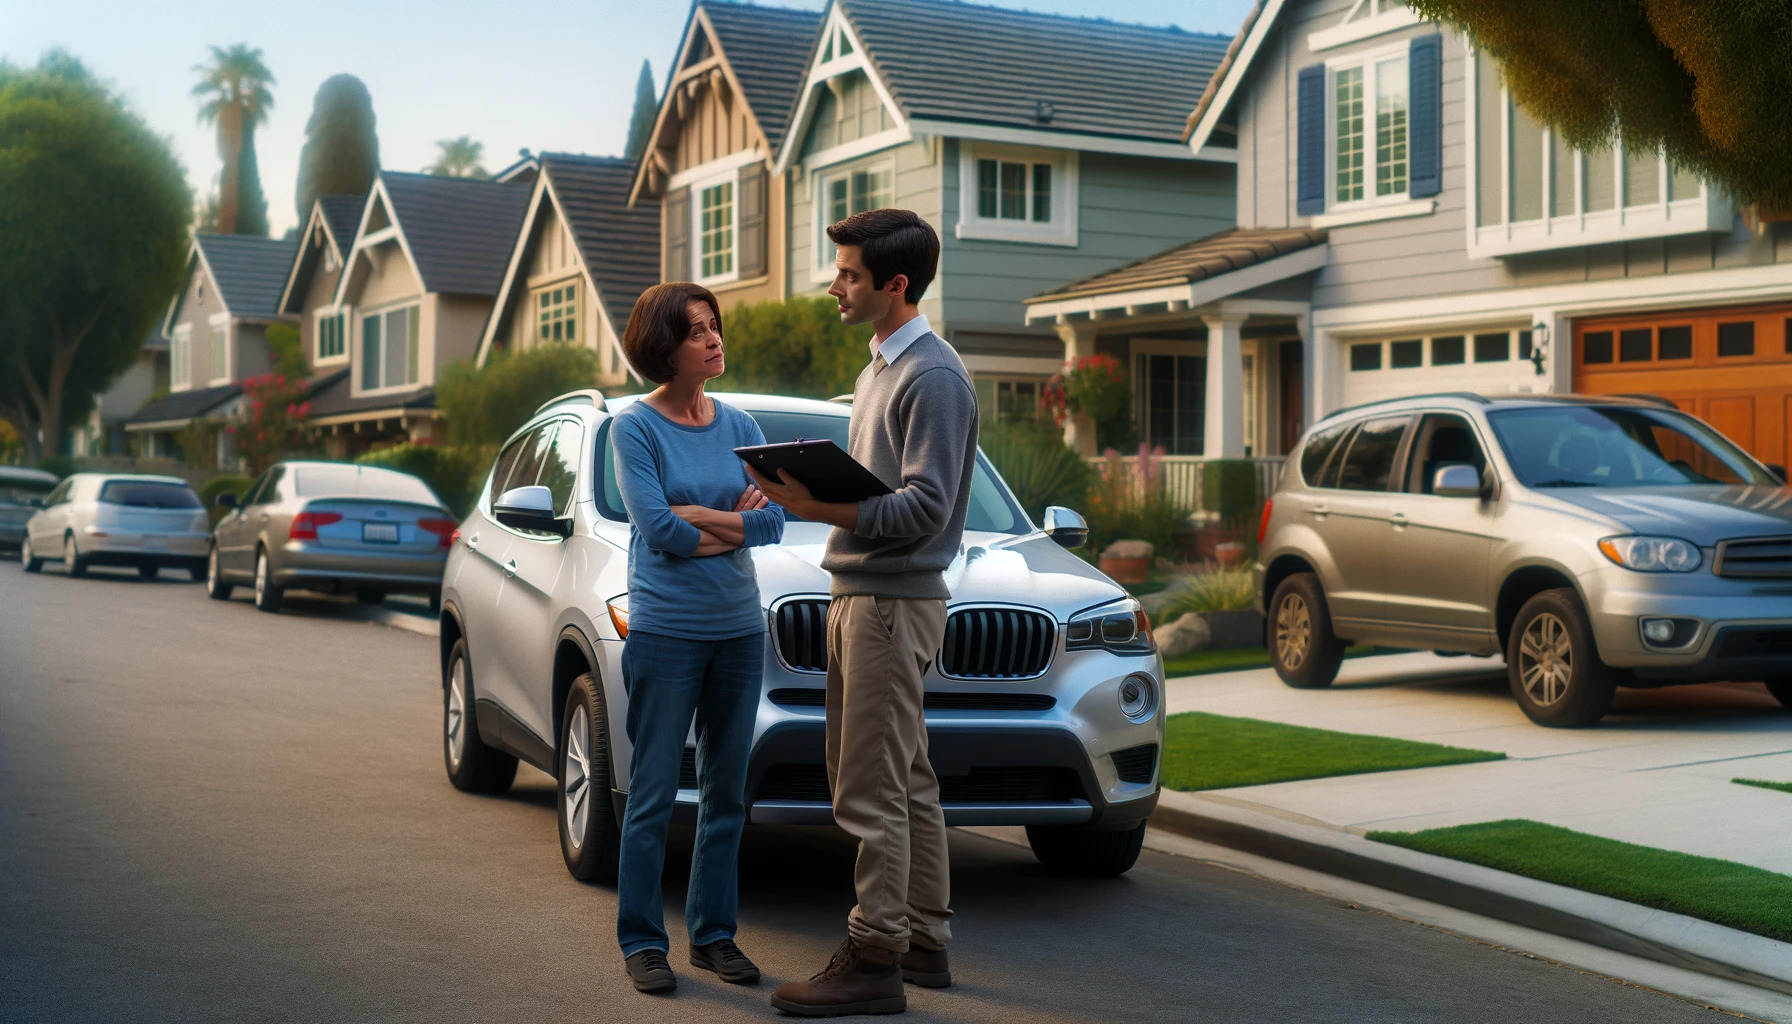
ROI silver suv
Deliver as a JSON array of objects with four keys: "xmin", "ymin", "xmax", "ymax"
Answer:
[
  {"xmin": 1257, "ymin": 393, "xmax": 1792, "ymax": 727},
  {"xmin": 438, "ymin": 390, "xmax": 1164, "ymax": 878}
]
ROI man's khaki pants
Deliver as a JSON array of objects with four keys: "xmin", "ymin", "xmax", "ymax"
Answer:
[{"xmin": 825, "ymin": 594, "xmax": 952, "ymax": 954}]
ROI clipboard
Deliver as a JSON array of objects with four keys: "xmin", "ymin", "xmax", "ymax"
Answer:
[{"xmin": 734, "ymin": 439, "xmax": 893, "ymax": 504}]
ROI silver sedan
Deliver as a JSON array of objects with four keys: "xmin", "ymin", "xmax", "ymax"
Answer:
[
  {"xmin": 20, "ymin": 473, "xmax": 211, "ymax": 578},
  {"xmin": 208, "ymin": 460, "xmax": 456, "ymax": 613}
]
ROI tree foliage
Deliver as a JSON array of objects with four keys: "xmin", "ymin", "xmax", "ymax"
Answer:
[
  {"xmin": 624, "ymin": 60, "xmax": 657, "ymax": 161},
  {"xmin": 191, "ymin": 44, "xmax": 275, "ymax": 234},
  {"xmin": 1406, "ymin": 0, "xmax": 1792, "ymax": 210},
  {"xmin": 436, "ymin": 344, "xmax": 601, "ymax": 449},
  {"xmin": 0, "ymin": 52, "xmax": 191, "ymax": 461},
  {"xmin": 228, "ymin": 372, "xmax": 311, "ymax": 477},
  {"xmin": 426, "ymin": 135, "xmax": 488, "ymax": 179},
  {"xmin": 714, "ymin": 296, "xmax": 872, "ymax": 400},
  {"xmin": 294, "ymin": 74, "xmax": 380, "ymax": 223},
  {"xmin": 234, "ymin": 128, "xmax": 269, "ymax": 236}
]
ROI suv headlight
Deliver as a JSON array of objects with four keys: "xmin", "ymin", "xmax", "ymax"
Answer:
[
  {"xmin": 1065, "ymin": 597, "xmax": 1156, "ymax": 654},
  {"xmin": 1597, "ymin": 536, "xmax": 1703, "ymax": 573}
]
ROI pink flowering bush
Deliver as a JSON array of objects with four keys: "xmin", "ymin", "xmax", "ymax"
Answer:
[{"xmin": 228, "ymin": 373, "xmax": 312, "ymax": 476}]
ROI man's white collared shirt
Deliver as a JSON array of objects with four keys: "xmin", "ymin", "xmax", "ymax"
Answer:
[{"xmin": 869, "ymin": 314, "xmax": 931, "ymax": 367}]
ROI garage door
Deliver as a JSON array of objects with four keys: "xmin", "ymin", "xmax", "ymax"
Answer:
[{"xmin": 1573, "ymin": 303, "xmax": 1792, "ymax": 474}]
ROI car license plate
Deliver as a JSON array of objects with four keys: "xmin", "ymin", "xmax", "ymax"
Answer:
[{"xmin": 362, "ymin": 522, "xmax": 399, "ymax": 544}]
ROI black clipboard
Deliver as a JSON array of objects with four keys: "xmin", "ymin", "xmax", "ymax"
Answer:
[{"xmin": 734, "ymin": 439, "xmax": 893, "ymax": 504}]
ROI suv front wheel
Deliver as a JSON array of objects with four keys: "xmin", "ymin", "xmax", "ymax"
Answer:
[
  {"xmin": 443, "ymin": 639, "xmax": 518, "ymax": 793},
  {"xmin": 559, "ymin": 673, "xmax": 621, "ymax": 884},
  {"xmin": 1270, "ymin": 573, "xmax": 1345, "ymax": 689},
  {"xmin": 1507, "ymin": 589, "xmax": 1616, "ymax": 728}
]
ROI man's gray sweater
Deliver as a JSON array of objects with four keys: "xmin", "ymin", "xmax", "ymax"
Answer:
[{"xmin": 823, "ymin": 331, "xmax": 979, "ymax": 599}]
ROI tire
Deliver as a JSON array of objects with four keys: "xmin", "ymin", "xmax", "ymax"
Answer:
[
  {"xmin": 187, "ymin": 560, "xmax": 206, "ymax": 582},
  {"xmin": 63, "ymin": 534, "xmax": 87, "ymax": 578},
  {"xmin": 355, "ymin": 588, "xmax": 386, "ymax": 604},
  {"xmin": 1765, "ymin": 678, "xmax": 1792, "ymax": 710},
  {"xmin": 426, "ymin": 588, "xmax": 442, "ymax": 614},
  {"xmin": 21, "ymin": 536, "xmax": 42, "ymax": 573},
  {"xmin": 559, "ymin": 672, "xmax": 621, "ymax": 884},
  {"xmin": 442, "ymin": 638, "xmax": 518, "ymax": 794},
  {"xmin": 138, "ymin": 565, "xmax": 159, "ymax": 580},
  {"xmin": 1269, "ymin": 573, "xmax": 1345, "ymax": 689},
  {"xmin": 206, "ymin": 546, "xmax": 233, "ymax": 601},
  {"xmin": 1507, "ymin": 589, "xmax": 1616, "ymax": 728},
  {"xmin": 253, "ymin": 547, "xmax": 283, "ymax": 613},
  {"xmin": 1025, "ymin": 821, "xmax": 1147, "ymax": 877}
]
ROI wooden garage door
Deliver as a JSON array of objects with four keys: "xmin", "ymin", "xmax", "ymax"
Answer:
[{"xmin": 1573, "ymin": 303, "xmax": 1792, "ymax": 473}]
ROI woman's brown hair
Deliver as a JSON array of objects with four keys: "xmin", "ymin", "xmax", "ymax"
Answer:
[{"xmin": 620, "ymin": 282, "xmax": 722, "ymax": 384}]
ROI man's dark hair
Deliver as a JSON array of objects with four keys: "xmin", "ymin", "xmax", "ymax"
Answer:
[
  {"xmin": 620, "ymin": 282, "xmax": 721, "ymax": 384},
  {"xmin": 825, "ymin": 208, "xmax": 939, "ymax": 305}
]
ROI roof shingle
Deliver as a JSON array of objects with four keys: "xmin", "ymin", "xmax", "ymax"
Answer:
[
  {"xmin": 1027, "ymin": 227, "xmax": 1327, "ymax": 303},
  {"xmin": 126, "ymin": 382, "xmax": 242, "ymax": 426},
  {"xmin": 702, "ymin": 2, "xmax": 825, "ymax": 151},
  {"xmin": 316, "ymin": 194, "xmax": 366, "ymax": 255},
  {"xmin": 195, "ymin": 235, "xmax": 299, "ymax": 319},
  {"xmin": 538, "ymin": 154, "xmax": 663, "ymax": 335},
  {"xmin": 379, "ymin": 172, "xmax": 532, "ymax": 296}
]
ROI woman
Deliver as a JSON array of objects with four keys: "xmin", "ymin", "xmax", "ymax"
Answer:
[{"xmin": 609, "ymin": 282, "xmax": 784, "ymax": 995}]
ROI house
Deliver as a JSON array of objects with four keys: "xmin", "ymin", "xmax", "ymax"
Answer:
[
  {"xmin": 277, "ymin": 193, "xmax": 367, "ymax": 384},
  {"xmin": 124, "ymin": 234, "xmax": 299, "ymax": 461},
  {"xmin": 1030, "ymin": 0, "xmax": 1792, "ymax": 473},
  {"xmin": 774, "ymin": 0, "xmax": 1239, "ymax": 429},
  {"xmin": 630, "ymin": 0, "xmax": 822, "ymax": 309},
  {"xmin": 307, "ymin": 171, "xmax": 531, "ymax": 455},
  {"xmin": 69, "ymin": 330, "xmax": 167, "ymax": 456},
  {"xmin": 475, "ymin": 154, "xmax": 662, "ymax": 385}
]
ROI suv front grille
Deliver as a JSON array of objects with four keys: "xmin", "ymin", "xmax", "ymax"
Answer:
[
  {"xmin": 773, "ymin": 599, "xmax": 829, "ymax": 673},
  {"xmin": 1111, "ymin": 744, "xmax": 1158, "ymax": 784},
  {"xmin": 767, "ymin": 688, "xmax": 1056, "ymax": 711},
  {"xmin": 1713, "ymin": 536, "xmax": 1792, "ymax": 578},
  {"xmin": 754, "ymin": 764, "xmax": 1081, "ymax": 803},
  {"xmin": 1716, "ymin": 628, "xmax": 1792, "ymax": 661},
  {"xmin": 938, "ymin": 607, "xmax": 1056, "ymax": 679}
]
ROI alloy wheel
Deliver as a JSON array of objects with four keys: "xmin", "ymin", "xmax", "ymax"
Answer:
[
  {"xmin": 563, "ymin": 705, "xmax": 591, "ymax": 850},
  {"xmin": 208, "ymin": 547, "xmax": 220, "ymax": 586},
  {"xmin": 255, "ymin": 552, "xmax": 267, "ymax": 603},
  {"xmin": 20, "ymin": 537, "xmax": 30, "ymax": 565},
  {"xmin": 1519, "ymin": 612, "xmax": 1573, "ymax": 706},
  {"xmin": 446, "ymin": 657, "xmax": 468, "ymax": 770},
  {"xmin": 64, "ymin": 536, "xmax": 74, "ymax": 568},
  {"xmin": 1276, "ymin": 593, "xmax": 1311, "ymax": 669}
]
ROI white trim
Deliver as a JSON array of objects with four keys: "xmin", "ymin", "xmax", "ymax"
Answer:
[
  {"xmin": 959, "ymin": 354, "xmax": 1064, "ymax": 375},
  {"xmin": 1322, "ymin": 41, "xmax": 1414, "ymax": 215},
  {"xmin": 1024, "ymin": 245, "xmax": 1329, "ymax": 323},
  {"xmin": 354, "ymin": 300, "xmax": 422, "ymax": 395},
  {"xmin": 475, "ymin": 175, "xmax": 552, "ymax": 367},
  {"xmin": 691, "ymin": 166, "xmax": 741, "ymax": 287},
  {"xmin": 276, "ymin": 202, "xmax": 347, "ymax": 315},
  {"xmin": 810, "ymin": 158, "xmax": 898, "ymax": 281},
  {"xmin": 330, "ymin": 179, "xmax": 427, "ymax": 311},
  {"xmin": 955, "ymin": 142, "xmax": 1079, "ymax": 248},
  {"xmin": 1187, "ymin": 0, "xmax": 1289, "ymax": 153},
  {"xmin": 1309, "ymin": 197, "xmax": 1435, "ymax": 229},
  {"xmin": 354, "ymin": 225, "xmax": 400, "ymax": 250},
  {"xmin": 775, "ymin": 4, "xmax": 907, "ymax": 176},
  {"xmin": 1307, "ymin": 0, "xmax": 1422, "ymax": 53},
  {"xmin": 170, "ymin": 323, "xmax": 192, "ymax": 393},
  {"xmin": 665, "ymin": 147, "xmax": 765, "ymax": 192},
  {"xmin": 907, "ymin": 118, "xmax": 1209, "ymax": 163},
  {"xmin": 800, "ymin": 126, "xmax": 913, "ymax": 173},
  {"xmin": 206, "ymin": 313, "xmax": 232, "ymax": 386}
]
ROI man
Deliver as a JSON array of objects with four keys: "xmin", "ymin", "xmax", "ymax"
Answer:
[{"xmin": 749, "ymin": 209, "xmax": 977, "ymax": 1017}]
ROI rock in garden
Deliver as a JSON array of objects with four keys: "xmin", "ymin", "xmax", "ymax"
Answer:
[
  {"xmin": 1102, "ymin": 539, "xmax": 1154, "ymax": 560},
  {"xmin": 1154, "ymin": 612, "xmax": 1211, "ymax": 658}
]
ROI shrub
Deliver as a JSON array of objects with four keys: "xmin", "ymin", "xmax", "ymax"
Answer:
[
  {"xmin": 228, "ymin": 373, "xmax": 312, "ymax": 477},
  {"xmin": 355, "ymin": 443, "xmax": 486, "ymax": 518},
  {"xmin": 437, "ymin": 344, "xmax": 601, "ymax": 449},
  {"xmin": 1155, "ymin": 568, "xmax": 1257, "ymax": 618},
  {"xmin": 1081, "ymin": 445, "xmax": 1197, "ymax": 561},
  {"xmin": 199, "ymin": 473, "xmax": 252, "ymax": 523},
  {"xmin": 979, "ymin": 420, "xmax": 1093, "ymax": 523},
  {"xmin": 1047, "ymin": 354, "xmax": 1137, "ymax": 450},
  {"xmin": 264, "ymin": 322, "xmax": 307, "ymax": 377},
  {"xmin": 1202, "ymin": 458, "xmax": 1260, "ymax": 519},
  {"xmin": 35, "ymin": 454, "xmax": 75, "ymax": 479},
  {"xmin": 716, "ymin": 295, "xmax": 872, "ymax": 399}
]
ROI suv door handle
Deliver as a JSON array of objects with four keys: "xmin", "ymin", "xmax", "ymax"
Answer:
[
  {"xmin": 504, "ymin": 559, "xmax": 517, "ymax": 578},
  {"xmin": 1309, "ymin": 504, "xmax": 1330, "ymax": 518},
  {"xmin": 465, "ymin": 532, "xmax": 478, "ymax": 551},
  {"xmin": 1389, "ymin": 512, "xmax": 1407, "ymax": 528}
]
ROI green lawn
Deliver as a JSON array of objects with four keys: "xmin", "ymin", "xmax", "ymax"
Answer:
[
  {"xmin": 1369, "ymin": 819, "xmax": 1792, "ymax": 943},
  {"xmin": 1734, "ymin": 777, "xmax": 1792, "ymax": 795},
  {"xmin": 1160, "ymin": 712, "xmax": 1503, "ymax": 791},
  {"xmin": 1162, "ymin": 644, "xmax": 1393, "ymax": 678}
]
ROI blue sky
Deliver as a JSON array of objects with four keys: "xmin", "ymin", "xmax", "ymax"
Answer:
[{"xmin": 0, "ymin": 0, "xmax": 1254, "ymax": 238}]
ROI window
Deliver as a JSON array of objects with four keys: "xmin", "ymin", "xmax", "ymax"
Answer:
[
  {"xmin": 1659, "ymin": 326, "xmax": 1692, "ymax": 360},
  {"xmin": 1332, "ymin": 52, "xmax": 1408, "ymax": 206},
  {"xmin": 1474, "ymin": 332, "xmax": 1510, "ymax": 363},
  {"xmin": 1488, "ymin": 406, "xmax": 1776, "ymax": 488},
  {"xmin": 1349, "ymin": 343, "xmax": 1382, "ymax": 371},
  {"xmin": 1618, "ymin": 328, "xmax": 1652, "ymax": 363},
  {"xmin": 171, "ymin": 324, "xmax": 192, "ymax": 390},
  {"xmin": 487, "ymin": 430, "xmax": 534, "ymax": 507},
  {"xmin": 1404, "ymin": 414, "xmax": 1487, "ymax": 494},
  {"xmin": 1390, "ymin": 339, "xmax": 1423, "ymax": 368},
  {"xmin": 1299, "ymin": 422, "xmax": 1354, "ymax": 487},
  {"xmin": 1583, "ymin": 331, "xmax": 1614, "ymax": 364},
  {"xmin": 956, "ymin": 143, "xmax": 1077, "ymax": 246},
  {"xmin": 316, "ymin": 311, "xmax": 345, "ymax": 360},
  {"xmin": 977, "ymin": 158, "xmax": 1053, "ymax": 222},
  {"xmin": 974, "ymin": 376, "xmax": 1046, "ymax": 427},
  {"xmin": 535, "ymin": 282, "xmax": 579, "ymax": 344},
  {"xmin": 818, "ymin": 164, "xmax": 893, "ymax": 269},
  {"xmin": 1431, "ymin": 335, "xmax": 1465, "ymax": 365},
  {"xmin": 1336, "ymin": 416, "xmax": 1409, "ymax": 491},
  {"xmin": 98, "ymin": 480, "xmax": 202, "ymax": 508},
  {"xmin": 538, "ymin": 420, "xmax": 583, "ymax": 516},
  {"xmin": 209, "ymin": 314, "xmax": 231, "ymax": 383},
  {"xmin": 360, "ymin": 304, "xmax": 420, "ymax": 391},
  {"xmin": 1134, "ymin": 352, "xmax": 1205, "ymax": 456},
  {"xmin": 1717, "ymin": 322, "xmax": 1755, "ymax": 357},
  {"xmin": 698, "ymin": 180, "xmax": 734, "ymax": 280}
]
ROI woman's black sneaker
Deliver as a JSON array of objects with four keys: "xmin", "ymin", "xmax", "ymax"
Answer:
[
  {"xmin": 625, "ymin": 948, "xmax": 677, "ymax": 993},
  {"xmin": 690, "ymin": 938, "xmax": 761, "ymax": 984}
]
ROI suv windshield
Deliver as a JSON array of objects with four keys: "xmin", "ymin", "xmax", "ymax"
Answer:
[
  {"xmin": 97, "ymin": 480, "xmax": 203, "ymax": 508},
  {"xmin": 1487, "ymin": 405, "xmax": 1777, "ymax": 488},
  {"xmin": 597, "ymin": 408, "xmax": 1026, "ymax": 534}
]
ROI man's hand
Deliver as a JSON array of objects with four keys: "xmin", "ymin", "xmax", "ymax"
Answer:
[{"xmin": 747, "ymin": 466, "xmax": 858, "ymax": 531}]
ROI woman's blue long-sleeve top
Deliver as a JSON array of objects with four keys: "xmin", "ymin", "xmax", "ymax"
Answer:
[{"xmin": 611, "ymin": 399, "xmax": 785, "ymax": 641}]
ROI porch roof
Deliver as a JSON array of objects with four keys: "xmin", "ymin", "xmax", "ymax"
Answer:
[{"xmin": 1024, "ymin": 227, "xmax": 1326, "ymax": 323}]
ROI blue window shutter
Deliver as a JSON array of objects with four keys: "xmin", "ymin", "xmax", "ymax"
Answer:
[
  {"xmin": 1296, "ymin": 64, "xmax": 1326, "ymax": 215},
  {"xmin": 1409, "ymin": 35, "xmax": 1443, "ymax": 198}
]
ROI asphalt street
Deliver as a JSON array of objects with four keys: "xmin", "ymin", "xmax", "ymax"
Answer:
[{"xmin": 0, "ymin": 561, "xmax": 1749, "ymax": 1023}]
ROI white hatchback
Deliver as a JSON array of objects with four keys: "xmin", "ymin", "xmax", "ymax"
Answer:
[{"xmin": 20, "ymin": 473, "xmax": 211, "ymax": 580}]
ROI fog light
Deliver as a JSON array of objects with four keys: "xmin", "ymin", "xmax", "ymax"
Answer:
[
  {"xmin": 1118, "ymin": 672, "xmax": 1157, "ymax": 722},
  {"xmin": 1642, "ymin": 619, "xmax": 1676, "ymax": 644},
  {"xmin": 1639, "ymin": 617, "xmax": 1697, "ymax": 648}
]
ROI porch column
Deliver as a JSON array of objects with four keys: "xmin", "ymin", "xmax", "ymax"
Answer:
[
  {"xmin": 1309, "ymin": 323, "xmax": 1341, "ymax": 424},
  {"xmin": 1532, "ymin": 308, "xmax": 1571, "ymax": 394},
  {"xmin": 1202, "ymin": 312, "xmax": 1248, "ymax": 458},
  {"xmin": 1053, "ymin": 319, "xmax": 1099, "ymax": 456}
]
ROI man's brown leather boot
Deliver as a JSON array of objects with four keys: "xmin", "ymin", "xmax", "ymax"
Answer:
[
  {"xmin": 900, "ymin": 945, "xmax": 950, "ymax": 988},
  {"xmin": 770, "ymin": 938, "xmax": 906, "ymax": 1017}
]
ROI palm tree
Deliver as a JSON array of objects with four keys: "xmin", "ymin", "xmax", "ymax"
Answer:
[
  {"xmin": 192, "ymin": 44, "xmax": 275, "ymax": 234},
  {"xmin": 426, "ymin": 136, "xmax": 489, "ymax": 179}
]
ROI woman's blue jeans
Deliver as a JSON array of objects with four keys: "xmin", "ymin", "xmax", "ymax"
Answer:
[{"xmin": 616, "ymin": 629, "xmax": 763, "ymax": 957}]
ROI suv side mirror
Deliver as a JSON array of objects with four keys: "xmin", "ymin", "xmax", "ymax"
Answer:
[
  {"xmin": 1767, "ymin": 463, "xmax": 1787, "ymax": 485},
  {"xmin": 1432, "ymin": 463, "xmax": 1484, "ymax": 499},
  {"xmin": 1042, "ymin": 506, "xmax": 1089, "ymax": 549},
  {"xmin": 215, "ymin": 492, "xmax": 238, "ymax": 509},
  {"xmin": 494, "ymin": 485, "xmax": 572, "ymax": 538}
]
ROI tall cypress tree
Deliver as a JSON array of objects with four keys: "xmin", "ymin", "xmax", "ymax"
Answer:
[
  {"xmin": 295, "ymin": 74, "xmax": 380, "ymax": 222},
  {"xmin": 234, "ymin": 129, "xmax": 269, "ymax": 236},
  {"xmin": 624, "ymin": 60, "xmax": 657, "ymax": 161}
]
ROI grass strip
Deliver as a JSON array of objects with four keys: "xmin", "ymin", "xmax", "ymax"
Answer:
[
  {"xmin": 1369, "ymin": 819, "xmax": 1792, "ymax": 943},
  {"xmin": 1734, "ymin": 777, "xmax": 1792, "ymax": 795},
  {"xmin": 1160, "ymin": 711, "xmax": 1503, "ymax": 791},
  {"xmin": 1162, "ymin": 644, "xmax": 1392, "ymax": 678}
]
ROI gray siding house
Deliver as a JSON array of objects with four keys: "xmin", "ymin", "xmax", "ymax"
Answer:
[{"xmin": 775, "ymin": 0, "xmax": 1239, "ymax": 428}]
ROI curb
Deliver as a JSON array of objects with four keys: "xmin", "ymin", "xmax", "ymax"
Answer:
[{"xmin": 1149, "ymin": 789, "xmax": 1792, "ymax": 995}]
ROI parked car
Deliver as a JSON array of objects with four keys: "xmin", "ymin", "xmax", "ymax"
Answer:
[
  {"xmin": 0, "ymin": 466, "xmax": 60, "ymax": 554},
  {"xmin": 207, "ymin": 460, "xmax": 457, "ymax": 613},
  {"xmin": 20, "ymin": 472, "xmax": 210, "ymax": 579},
  {"xmin": 437, "ymin": 391, "xmax": 1164, "ymax": 879},
  {"xmin": 1257, "ymin": 392, "xmax": 1792, "ymax": 727}
]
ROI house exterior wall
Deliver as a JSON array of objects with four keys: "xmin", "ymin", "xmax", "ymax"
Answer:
[
  {"xmin": 296, "ymin": 239, "xmax": 346, "ymax": 375},
  {"xmin": 234, "ymin": 323, "xmax": 272, "ymax": 381},
  {"xmin": 798, "ymin": 70, "xmax": 896, "ymax": 157},
  {"xmin": 169, "ymin": 270, "xmax": 220, "ymax": 392},
  {"xmin": 500, "ymin": 198, "xmax": 630, "ymax": 386},
  {"xmin": 431, "ymin": 295, "xmax": 493, "ymax": 383}
]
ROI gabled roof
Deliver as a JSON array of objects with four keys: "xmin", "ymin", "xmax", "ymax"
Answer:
[
  {"xmin": 317, "ymin": 194, "xmax": 364, "ymax": 256},
  {"xmin": 192, "ymin": 234, "xmax": 299, "ymax": 319},
  {"xmin": 1024, "ymin": 227, "xmax": 1327, "ymax": 321},
  {"xmin": 477, "ymin": 154, "xmax": 661, "ymax": 366},
  {"xmin": 125, "ymin": 381, "xmax": 242, "ymax": 427},
  {"xmin": 835, "ymin": 0, "xmax": 1230, "ymax": 144},
  {"xmin": 371, "ymin": 172, "xmax": 533, "ymax": 296},
  {"xmin": 304, "ymin": 370, "xmax": 435, "ymax": 422},
  {"xmin": 279, "ymin": 193, "xmax": 366, "ymax": 314},
  {"xmin": 1185, "ymin": 0, "xmax": 1286, "ymax": 151}
]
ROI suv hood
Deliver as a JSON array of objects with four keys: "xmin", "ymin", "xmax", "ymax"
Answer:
[{"xmin": 1546, "ymin": 486, "xmax": 1792, "ymax": 544}]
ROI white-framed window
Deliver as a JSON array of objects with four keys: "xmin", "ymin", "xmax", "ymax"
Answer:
[
  {"xmin": 973, "ymin": 375, "xmax": 1049, "ymax": 427},
  {"xmin": 533, "ymin": 281, "xmax": 579, "ymax": 344},
  {"xmin": 315, "ymin": 310, "xmax": 346, "ymax": 361},
  {"xmin": 1346, "ymin": 328, "xmax": 1536, "ymax": 373},
  {"xmin": 207, "ymin": 313, "xmax": 232, "ymax": 384},
  {"xmin": 359, "ymin": 303, "xmax": 420, "ymax": 392},
  {"xmin": 955, "ymin": 142, "xmax": 1077, "ymax": 246},
  {"xmin": 1131, "ymin": 340, "xmax": 1207, "ymax": 456},
  {"xmin": 1329, "ymin": 44, "xmax": 1409, "ymax": 209},
  {"xmin": 1308, "ymin": 0, "xmax": 1418, "ymax": 52},
  {"xmin": 695, "ymin": 177, "xmax": 736, "ymax": 283},
  {"xmin": 1468, "ymin": 47, "xmax": 1726, "ymax": 258},
  {"xmin": 815, "ymin": 162, "xmax": 894, "ymax": 273},
  {"xmin": 171, "ymin": 324, "xmax": 192, "ymax": 392}
]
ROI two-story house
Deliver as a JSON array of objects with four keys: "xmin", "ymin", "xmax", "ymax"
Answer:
[
  {"xmin": 774, "ymin": 0, "xmax": 1238, "ymax": 430},
  {"xmin": 306, "ymin": 171, "xmax": 531, "ymax": 455},
  {"xmin": 124, "ymin": 234, "xmax": 299, "ymax": 461},
  {"xmin": 276, "ymin": 193, "xmax": 367, "ymax": 399},
  {"xmin": 631, "ymin": 0, "xmax": 821, "ymax": 312},
  {"xmin": 1031, "ymin": 0, "xmax": 1792, "ymax": 471},
  {"xmin": 474, "ymin": 153, "xmax": 661, "ymax": 382}
]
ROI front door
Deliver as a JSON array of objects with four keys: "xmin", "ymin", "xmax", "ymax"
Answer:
[
  {"xmin": 1380, "ymin": 414, "xmax": 1499, "ymax": 649},
  {"xmin": 1314, "ymin": 415, "xmax": 1411, "ymax": 631},
  {"xmin": 1279, "ymin": 340, "xmax": 1305, "ymax": 454}
]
